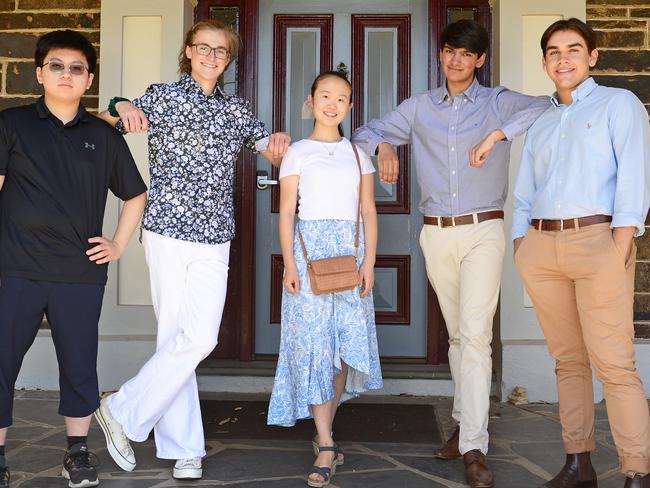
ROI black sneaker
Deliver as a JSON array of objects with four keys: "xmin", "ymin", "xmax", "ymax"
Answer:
[
  {"xmin": 61, "ymin": 443, "xmax": 99, "ymax": 488},
  {"xmin": 0, "ymin": 455, "xmax": 9, "ymax": 488}
]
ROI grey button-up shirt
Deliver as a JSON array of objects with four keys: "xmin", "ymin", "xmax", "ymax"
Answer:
[{"xmin": 352, "ymin": 79, "xmax": 551, "ymax": 217}]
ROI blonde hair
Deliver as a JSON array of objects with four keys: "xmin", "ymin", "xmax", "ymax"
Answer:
[{"xmin": 178, "ymin": 19, "xmax": 240, "ymax": 74}]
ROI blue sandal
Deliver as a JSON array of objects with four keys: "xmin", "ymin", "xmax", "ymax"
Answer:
[
  {"xmin": 307, "ymin": 446, "xmax": 339, "ymax": 487},
  {"xmin": 311, "ymin": 433, "xmax": 344, "ymax": 465}
]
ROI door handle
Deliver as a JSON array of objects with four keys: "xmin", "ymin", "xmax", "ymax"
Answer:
[{"xmin": 257, "ymin": 170, "xmax": 278, "ymax": 190}]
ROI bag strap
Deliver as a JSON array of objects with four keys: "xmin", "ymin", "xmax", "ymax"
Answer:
[
  {"xmin": 297, "ymin": 141, "xmax": 363, "ymax": 261},
  {"xmin": 351, "ymin": 143, "xmax": 362, "ymax": 253}
]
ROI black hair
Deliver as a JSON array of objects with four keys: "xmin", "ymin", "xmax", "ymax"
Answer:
[
  {"xmin": 540, "ymin": 18, "xmax": 597, "ymax": 54},
  {"xmin": 35, "ymin": 30, "xmax": 97, "ymax": 74},
  {"xmin": 440, "ymin": 19, "xmax": 489, "ymax": 56},
  {"xmin": 310, "ymin": 70, "xmax": 352, "ymax": 138}
]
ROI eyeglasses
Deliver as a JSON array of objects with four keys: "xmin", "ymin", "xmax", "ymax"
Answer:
[
  {"xmin": 191, "ymin": 43, "xmax": 230, "ymax": 60},
  {"xmin": 42, "ymin": 60, "xmax": 89, "ymax": 76}
]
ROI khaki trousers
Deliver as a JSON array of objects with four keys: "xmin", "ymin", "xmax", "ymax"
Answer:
[
  {"xmin": 420, "ymin": 218, "xmax": 505, "ymax": 454},
  {"xmin": 515, "ymin": 222, "xmax": 650, "ymax": 473}
]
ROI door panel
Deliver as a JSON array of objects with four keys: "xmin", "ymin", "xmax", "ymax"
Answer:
[
  {"xmin": 351, "ymin": 14, "xmax": 410, "ymax": 213},
  {"xmin": 197, "ymin": 0, "xmax": 259, "ymax": 360},
  {"xmin": 255, "ymin": 0, "xmax": 431, "ymax": 359},
  {"xmin": 270, "ymin": 15, "xmax": 333, "ymax": 213}
]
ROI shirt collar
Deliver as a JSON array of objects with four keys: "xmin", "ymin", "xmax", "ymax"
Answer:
[
  {"xmin": 551, "ymin": 77, "xmax": 597, "ymax": 107},
  {"xmin": 36, "ymin": 96, "xmax": 90, "ymax": 125},
  {"xmin": 180, "ymin": 73, "xmax": 225, "ymax": 98},
  {"xmin": 434, "ymin": 77, "xmax": 480, "ymax": 104}
]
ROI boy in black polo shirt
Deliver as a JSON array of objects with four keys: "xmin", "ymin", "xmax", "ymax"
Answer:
[{"xmin": 0, "ymin": 30, "xmax": 147, "ymax": 488}]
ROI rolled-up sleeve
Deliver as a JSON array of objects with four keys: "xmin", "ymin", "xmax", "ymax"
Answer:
[
  {"xmin": 352, "ymin": 97, "xmax": 416, "ymax": 156},
  {"xmin": 240, "ymin": 99, "xmax": 269, "ymax": 153},
  {"xmin": 610, "ymin": 91, "xmax": 650, "ymax": 236},
  {"xmin": 495, "ymin": 89, "xmax": 551, "ymax": 141},
  {"xmin": 115, "ymin": 84, "xmax": 158, "ymax": 134}
]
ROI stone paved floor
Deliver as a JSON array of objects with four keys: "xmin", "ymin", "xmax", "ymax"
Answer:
[{"xmin": 3, "ymin": 391, "xmax": 634, "ymax": 487}]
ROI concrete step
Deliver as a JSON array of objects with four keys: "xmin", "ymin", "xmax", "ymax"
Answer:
[{"xmin": 197, "ymin": 360, "xmax": 462, "ymax": 396}]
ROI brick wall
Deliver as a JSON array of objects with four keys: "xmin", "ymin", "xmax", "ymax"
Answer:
[
  {"xmin": 587, "ymin": 0, "xmax": 650, "ymax": 337},
  {"xmin": 0, "ymin": 0, "xmax": 100, "ymax": 111}
]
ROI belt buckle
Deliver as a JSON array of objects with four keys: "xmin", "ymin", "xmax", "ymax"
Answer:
[
  {"xmin": 560, "ymin": 219, "xmax": 564, "ymax": 231},
  {"xmin": 451, "ymin": 216, "xmax": 456, "ymax": 227}
]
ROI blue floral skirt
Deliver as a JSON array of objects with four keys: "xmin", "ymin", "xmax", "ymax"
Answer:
[{"xmin": 267, "ymin": 219, "xmax": 383, "ymax": 427}]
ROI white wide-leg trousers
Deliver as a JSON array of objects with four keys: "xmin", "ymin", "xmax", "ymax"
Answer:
[{"xmin": 108, "ymin": 229, "xmax": 230, "ymax": 459}]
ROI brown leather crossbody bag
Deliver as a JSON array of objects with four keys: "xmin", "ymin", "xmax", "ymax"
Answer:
[{"xmin": 297, "ymin": 144, "xmax": 363, "ymax": 296}]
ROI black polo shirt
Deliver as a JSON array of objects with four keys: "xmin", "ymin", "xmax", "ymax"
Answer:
[{"xmin": 0, "ymin": 97, "xmax": 147, "ymax": 285}]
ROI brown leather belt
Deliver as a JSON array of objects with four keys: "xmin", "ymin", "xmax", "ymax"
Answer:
[
  {"xmin": 530, "ymin": 214, "xmax": 612, "ymax": 231},
  {"xmin": 423, "ymin": 210, "xmax": 504, "ymax": 228}
]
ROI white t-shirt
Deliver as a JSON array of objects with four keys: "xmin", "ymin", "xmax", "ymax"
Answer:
[{"xmin": 279, "ymin": 138, "xmax": 376, "ymax": 221}]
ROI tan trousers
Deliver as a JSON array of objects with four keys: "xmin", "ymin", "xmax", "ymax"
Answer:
[
  {"xmin": 515, "ymin": 222, "xmax": 650, "ymax": 474},
  {"xmin": 420, "ymin": 218, "xmax": 505, "ymax": 454}
]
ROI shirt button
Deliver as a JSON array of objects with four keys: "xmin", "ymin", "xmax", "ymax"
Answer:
[
  {"xmin": 451, "ymin": 126, "xmax": 455, "ymax": 130},
  {"xmin": 451, "ymin": 147, "xmax": 455, "ymax": 151},
  {"xmin": 452, "ymin": 170, "xmax": 456, "ymax": 175},
  {"xmin": 557, "ymin": 204, "xmax": 561, "ymax": 209},
  {"xmin": 453, "ymin": 193, "xmax": 457, "ymax": 197},
  {"xmin": 454, "ymin": 106, "xmax": 458, "ymax": 111}
]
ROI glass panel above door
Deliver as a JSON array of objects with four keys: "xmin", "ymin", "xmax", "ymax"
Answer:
[
  {"xmin": 210, "ymin": 6, "xmax": 239, "ymax": 95},
  {"xmin": 447, "ymin": 7, "xmax": 478, "ymax": 24}
]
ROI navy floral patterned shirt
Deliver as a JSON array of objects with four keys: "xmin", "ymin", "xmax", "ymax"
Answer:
[{"xmin": 117, "ymin": 74, "xmax": 269, "ymax": 244}]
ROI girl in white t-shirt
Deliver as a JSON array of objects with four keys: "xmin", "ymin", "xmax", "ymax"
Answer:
[{"xmin": 267, "ymin": 71, "xmax": 383, "ymax": 487}]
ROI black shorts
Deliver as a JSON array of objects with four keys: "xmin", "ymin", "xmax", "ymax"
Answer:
[{"xmin": 0, "ymin": 277, "xmax": 105, "ymax": 427}]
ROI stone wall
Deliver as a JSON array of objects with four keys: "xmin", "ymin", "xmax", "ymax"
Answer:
[
  {"xmin": 0, "ymin": 0, "xmax": 100, "ymax": 111},
  {"xmin": 587, "ymin": 0, "xmax": 650, "ymax": 337}
]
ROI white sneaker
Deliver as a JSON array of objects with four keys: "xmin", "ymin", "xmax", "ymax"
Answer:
[
  {"xmin": 93, "ymin": 395, "xmax": 136, "ymax": 472},
  {"xmin": 173, "ymin": 457, "xmax": 202, "ymax": 480}
]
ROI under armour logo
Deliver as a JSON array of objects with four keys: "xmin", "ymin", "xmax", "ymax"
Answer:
[{"xmin": 84, "ymin": 142, "xmax": 95, "ymax": 150}]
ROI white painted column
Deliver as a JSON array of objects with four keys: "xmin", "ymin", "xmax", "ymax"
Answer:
[
  {"xmin": 16, "ymin": 0, "xmax": 195, "ymax": 392},
  {"xmin": 494, "ymin": 0, "xmax": 590, "ymax": 402}
]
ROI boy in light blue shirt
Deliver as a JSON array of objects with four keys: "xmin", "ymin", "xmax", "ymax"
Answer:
[{"xmin": 513, "ymin": 18, "xmax": 650, "ymax": 488}]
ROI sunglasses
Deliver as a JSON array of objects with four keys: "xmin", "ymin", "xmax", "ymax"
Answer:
[{"xmin": 42, "ymin": 60, "xmax": 89, "ymax": 76}]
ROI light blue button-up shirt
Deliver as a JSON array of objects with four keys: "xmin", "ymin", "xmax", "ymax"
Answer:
[
  {"xmin": 352, "ymin": 78, "xmax": 550, "ymax": 217},
  {"xmin": 512, "ymin": 77, "xmax": 650, "ymax": 239}
]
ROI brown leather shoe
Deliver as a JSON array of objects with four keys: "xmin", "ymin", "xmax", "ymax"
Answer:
[
  {"xmin": 540, "ymin": 453, "xmax": 597, "ymax": 487},
  {"xmin": 463, "ymin": 449, "xmax": 494, "ymax": 487},
  {"xmin": 434, "ymin": 426, "xmax": 461, "ymax": 459},
  {"xmin": 625, "ymin": 473, "xmax": 650, "ymax": 488}
]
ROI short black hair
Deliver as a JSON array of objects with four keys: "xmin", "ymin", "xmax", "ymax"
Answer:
[
  {"xmin": 35, "ymin": 30, "xmax": 97, "ymax": 74},
  {"xmin": 440, "ymin": 19, "xmax": 489, "ymax": 56},
  {"xmin": 540, "ymin": 18, "xmax": 597, "ymax": 54}
]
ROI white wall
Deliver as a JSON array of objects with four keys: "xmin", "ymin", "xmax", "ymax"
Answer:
[{"xmin": 495, "ymin": 0, "xmax": 650, "ymax": 401}]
